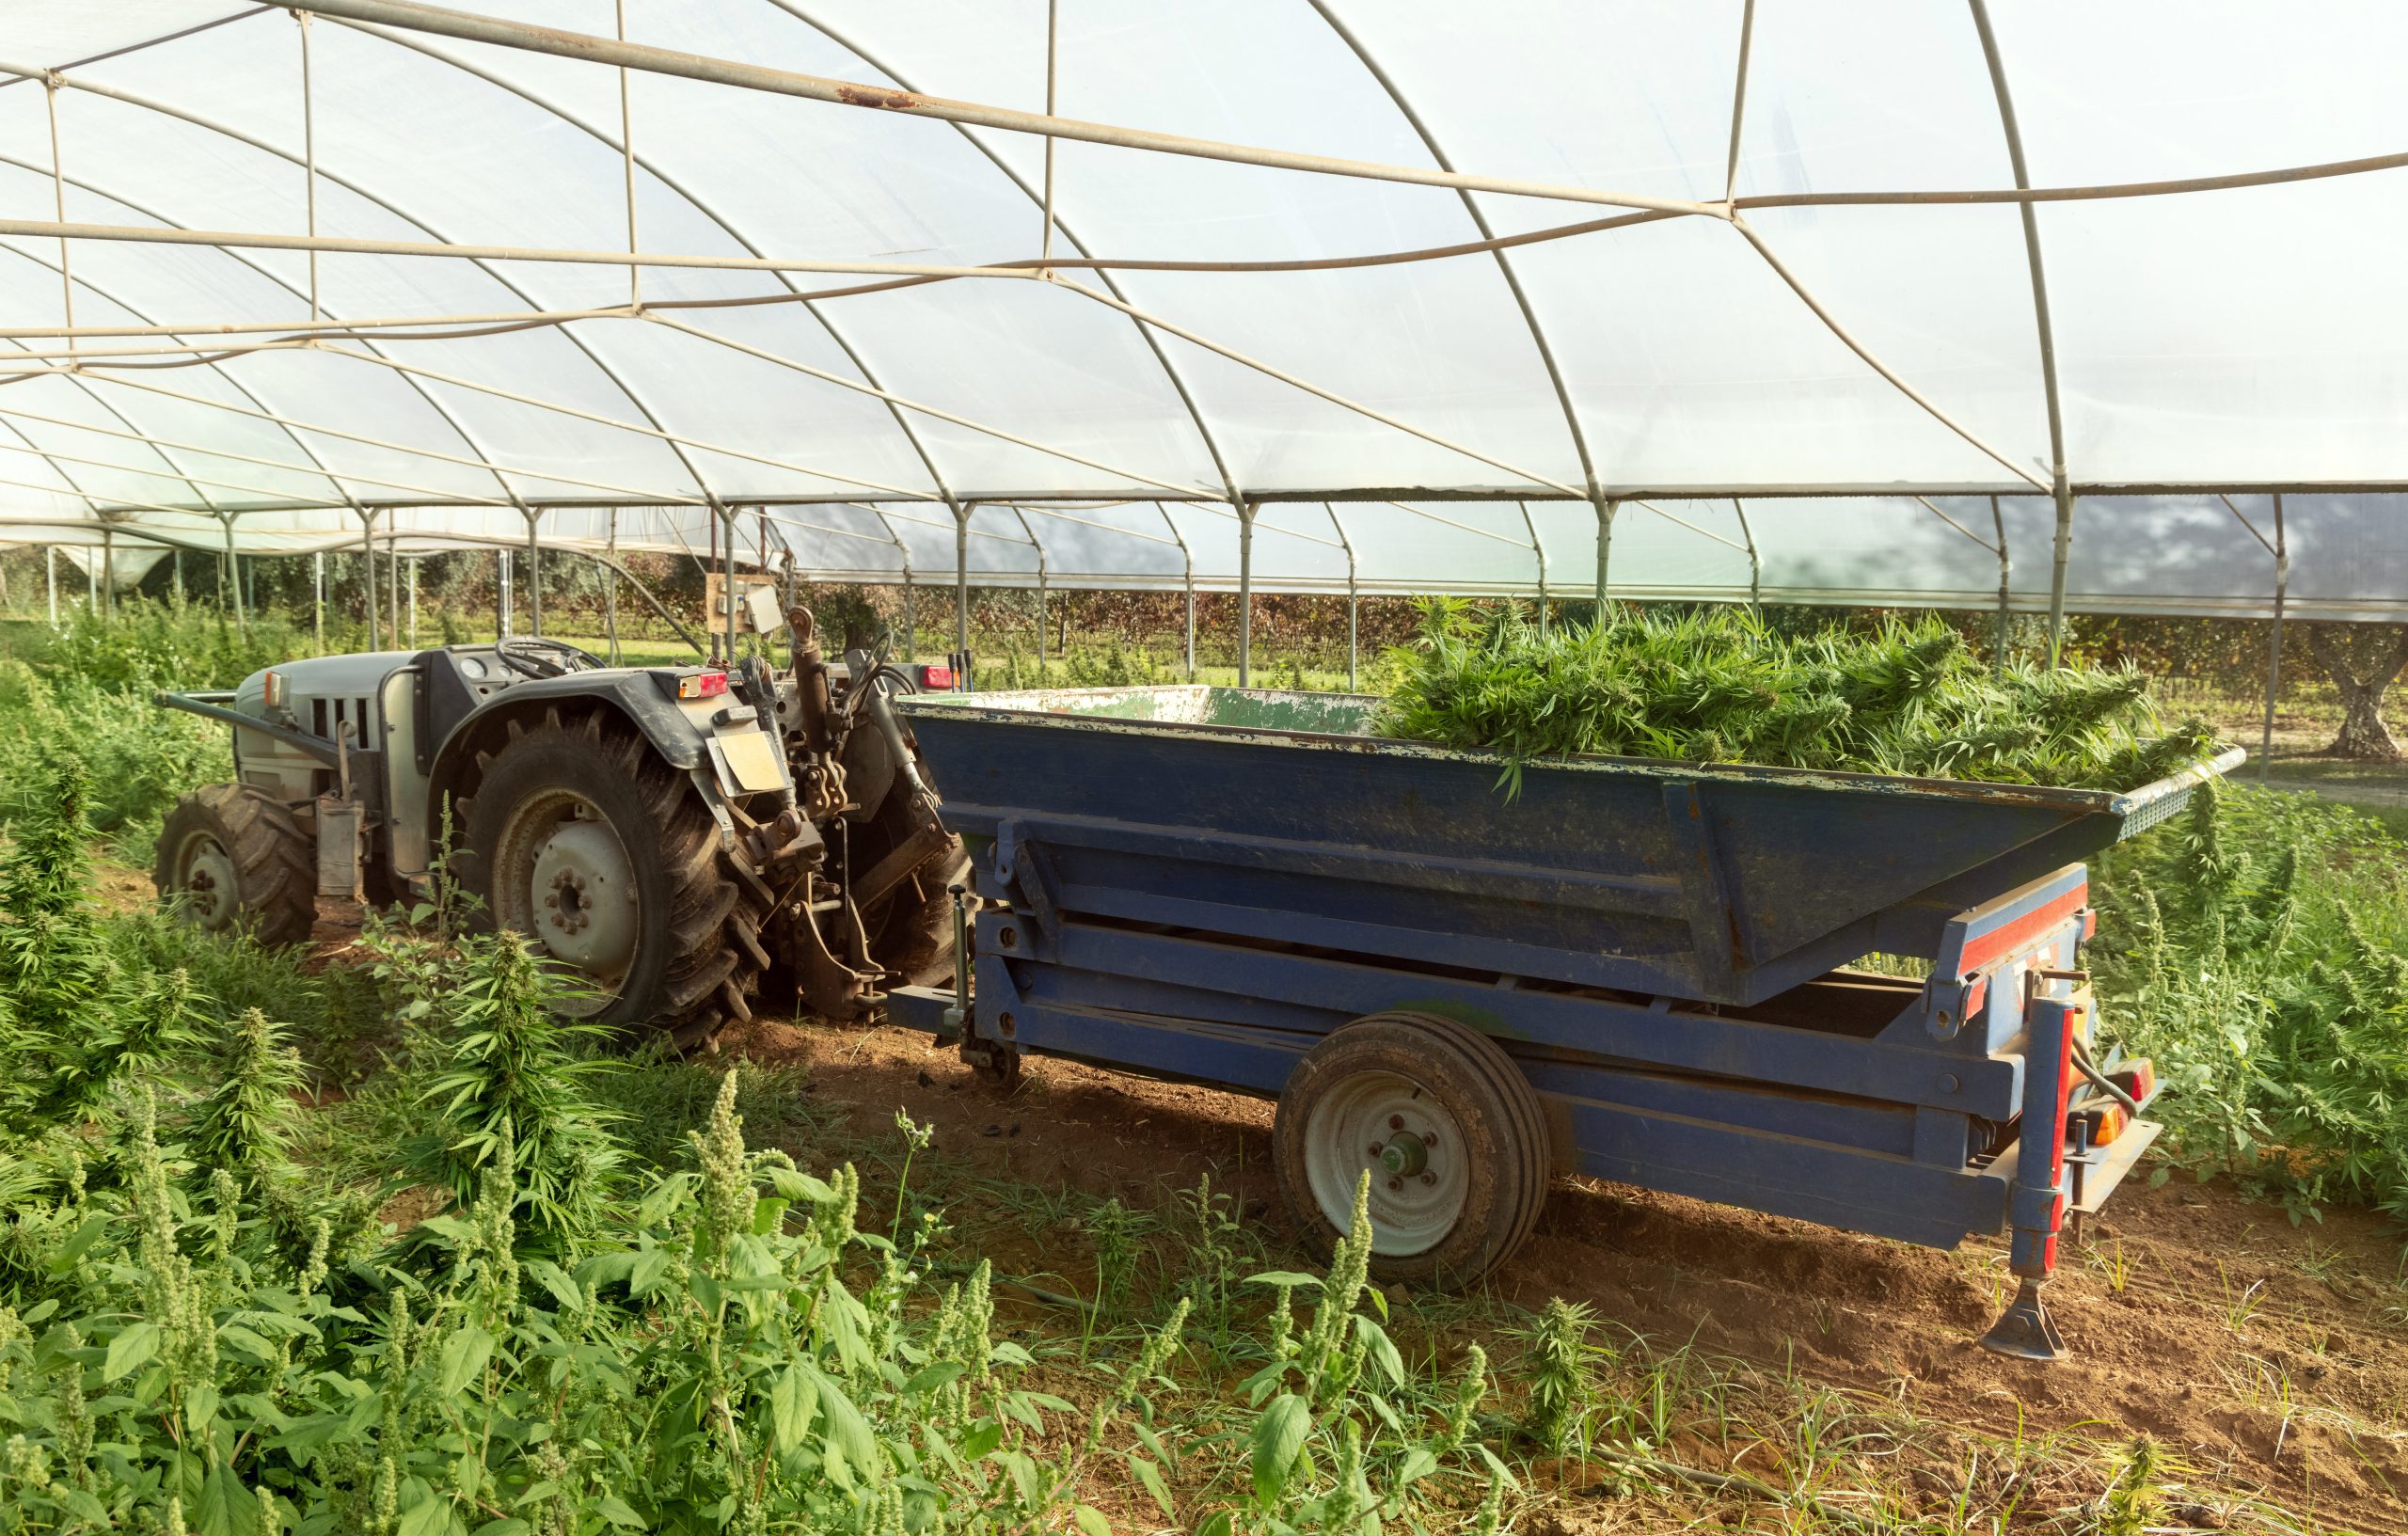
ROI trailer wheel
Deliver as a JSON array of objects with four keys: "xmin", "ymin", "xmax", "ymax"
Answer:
[
  {"xmin": 1274, "ymin": 1011, "xmax": 1550, "ymax": 1285},
  {"xmin": 458, "ymin": 707, "xmax": 768, "ymax": 1051},
  {"xmin": 154, "ymin": 783, "xmax": 317, "ymax": 948}
]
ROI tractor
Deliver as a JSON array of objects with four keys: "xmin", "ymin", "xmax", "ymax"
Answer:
[{"xmin": 152, "ymin": 594, "xmax": 964, "ymax": 1048}]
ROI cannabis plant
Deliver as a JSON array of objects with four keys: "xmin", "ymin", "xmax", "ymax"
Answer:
[
  {"xmin": 1379, "ymin": 601, "xmax": 2217, "ymax": 794},
  {"xmin": 407, "ymin": 933, "xmax": 627, "ymax": 1245}
]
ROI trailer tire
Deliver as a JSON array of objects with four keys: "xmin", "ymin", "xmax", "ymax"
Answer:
[
  {"xmin": 457, "ymin": 706, "xmax": 768, "ymax": 1051},
  {"xmin": 1274, "ymin": 1011, "xmax": 1550, "ymax": 1286},
  {"xmin": 155, "ymin": 783, "xmax": 318, "ymax": 948}
]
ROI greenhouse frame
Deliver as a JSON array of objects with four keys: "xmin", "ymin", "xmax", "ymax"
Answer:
[{"xmin": 4, "ymin": 0, "xmax": 2405, "ymax": 667}]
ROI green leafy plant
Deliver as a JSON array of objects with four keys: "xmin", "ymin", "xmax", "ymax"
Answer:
[
  {"xmin": 0, "ymin": 761, "xmax": 112, "ymax": 1120},
  {"xmin": 1219, "ymin": 1173, "xmax": 1514, "ymax": 1535},
  {"xmin": 405, "ymin": 934, "xmax": 626, "ymax": 1245},
  {"xmin": 2096, "ymin": 1436, "xmax": 2173, "ymax": 1536},
  {"xmin": 2093, "ymin": 780, "xmax": 2408, "ymax": 1224},
  {"xmin": 1378, "ymin": 601, "xmax": 2218, "ymax": 795},
  {"xmin": 1510, "ymin": 1296, "xmax": 1608, "ymax": 1454},
  {"xmin": 184, "ymin": 1006, "xmax": 308, "ymax": 1192}
]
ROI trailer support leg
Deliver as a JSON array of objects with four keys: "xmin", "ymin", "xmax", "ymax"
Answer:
[{"xmin": 1980, "ymin": 991, "xmax": 2081, "ymax": 1360}]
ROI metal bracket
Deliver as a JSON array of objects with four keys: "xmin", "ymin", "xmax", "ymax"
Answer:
[
  {"xmin": 993, "ymin": 819, "xmax": 1063, "ymax": 958},
  {"xmin": 689, "ymin": 766, "xmax": 738, "ymax": 852},
  {"xmin": 1924, "ymin": 971, "xmax": 1988, "ymax": 1041}
]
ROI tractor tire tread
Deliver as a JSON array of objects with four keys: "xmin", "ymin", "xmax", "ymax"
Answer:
[
  {"xmin": 1273, "ymin": 1010, "xmax": 1550, "ymax": 1289},
  {"xmin": 467, "ymin": 708, "xmax": 767, "ymax": 1051},
  {"xmin": 154, "ymin": 782, "xmax": 317, "ymax": 948}
]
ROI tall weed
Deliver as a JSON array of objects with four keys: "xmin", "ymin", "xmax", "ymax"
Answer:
[{"xmin": 2095, "ymin": 780, "xmax": 2408, "ymax": 1223}]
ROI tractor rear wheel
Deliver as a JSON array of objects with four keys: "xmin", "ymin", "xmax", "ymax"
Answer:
[
  {"xmin": 1273, "ymin": 1011, "xmax": 1551, "ymax": 1286},
  {"xmin": 851, "ymin": 811, "xmax": 966, "ymax": 992},
  {"xmin": 459, "ymin": 706, "xmax": 768, "ymax": 1050},
  {"xmin": 154, "ymin": 783, "xmax": 317, "ymax": 947}
]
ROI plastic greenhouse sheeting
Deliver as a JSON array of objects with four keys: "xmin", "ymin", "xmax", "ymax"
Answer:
[{"xmin": 2, "ymin": 0, "xmax": 2405, "ymax": 619}]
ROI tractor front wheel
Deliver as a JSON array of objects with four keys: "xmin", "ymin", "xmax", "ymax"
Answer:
[{"xmin": 154, "ymin": 783, "xmax": 317, "ymax": 947}]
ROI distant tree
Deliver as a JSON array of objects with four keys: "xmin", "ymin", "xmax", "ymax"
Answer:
[{"xmin": 2305, "ymin": 623, "xmax": 2408, "ymax": 761}]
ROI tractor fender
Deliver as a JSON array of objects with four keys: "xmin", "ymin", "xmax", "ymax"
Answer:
[{"xmin": 427, "ymin": 672, "xmax": 717, "ymax": 832}]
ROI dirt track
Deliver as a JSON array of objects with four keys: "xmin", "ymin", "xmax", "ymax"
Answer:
[{"xmin": 732, "ymin": 1012, "xmax": 2408, "ymax": 1533}]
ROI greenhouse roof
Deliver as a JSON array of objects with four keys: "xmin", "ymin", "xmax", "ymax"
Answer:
[{"xmin": 3, "ymin": 0, "xmax": 2405, "ymax": 617}]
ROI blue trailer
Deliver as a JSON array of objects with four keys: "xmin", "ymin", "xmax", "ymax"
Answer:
[{"xmin": 884, "ymin": 686, "xmax": 2242, "ymax": 1358}]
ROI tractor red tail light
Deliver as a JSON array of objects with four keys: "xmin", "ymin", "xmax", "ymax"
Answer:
[
  {"xmin": 919, "ymin": 663, "xmax": 956, "ymax": 689},
  {"xmin": 677, "ymin": 671, "xmax": 729, "ymax": 700}
]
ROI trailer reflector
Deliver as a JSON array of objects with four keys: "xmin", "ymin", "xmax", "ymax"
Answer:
[
  {"xmin": 678, "ymin": 671, "xmax": 729, "ymax": 700},
  {"xmin": 2074, "ymin": 1101, "xmax": 2131, "ymax": 1146},
  {"xmin": 919, "ymin": 663, "xmax": 956, "ymax": 689},
  {"xmin": 2110, "ymin": 1059, "xmax": 2157, "ymax": 1104}
]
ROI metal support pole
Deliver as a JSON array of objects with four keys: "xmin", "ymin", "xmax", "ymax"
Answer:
[
  {"xmin": 360, "ymin": 509, "xmax": 381, "ymax": 650},
  {"xmin": 1034, "ymin": 547, "xmax": 1048, "ymax": 681},
  {"xmin": 1732, "ymin": 499, "xmax": 1761, "ymax": 611},
  {"xmin": 1516, "ymin": 500, "xmax": 1550, "ymax": 639},
  {"xmin": 1040, "ymin": 0, "xmax": 1059, "ymax": 267},
  {"xmin": 902, "ymin": 566, "xmax": 914, "ymax": 661},
  {"xmin": 604, "ymin": 506, "xmax": 620, "ymax": 661},
  {"xmin": 2262, "ymin": 493, "xmax": 2288, "ymax": 784},
  {"xmin": 1972, "ymin": 0, "xmax": 2078, "ymax": 671},
  {"xmin": 1347, "ymin": 572, "xmax": 1359, "ymax": 690},
  {"xmin": 721, "ymin": 501, "xmax": 739, "ymax": 658},
  {"xmin": 1990, "ymin": 496, "xmax": 2012, "ymax": 677},
  {"xmin": 497, "ymin": 546, "xmax": 513, "ymax": 638},
  {"xmin": 310, "ymin": 550, "xmax": 323, "ymax": 645},
  {"xmin": 1592, "ymin": 496, "xmax": 1618, "ymax": 615},
  {"xmin": 525, "ymin": 511, "xmax": 542, "ymax": 639},
  {"xmin": 407, "ymin": 552, "xmax": 419, "ymax": 647},
  {"xmin": 388, "ymin": 528, "xmax": 402, "ymax": 641},
  {"xmin": 1237, "ymin": 499, "xmax": 1257, "ymax": 687},
  {"xmin": 100, "ymin": 524, "xmax": 114, "ymax": 619},
  {"xmin": 172, "ymin": 549, "xmax": 183, "ymax": 606},
  {"xmin": 2046, "ymin": 482, "xmax": 2073, "ymax": 666},
  {"xmin": 953, "ymin": 501, "xmax": 973, "ymax": 680},
  {"xmin": 45, "ymin": 545, "xmax": 55, "ymax": 624},
  {"xmin": 85, "ymin": 547, "xmax": 96, "ymax": 612},
  {"xmin": 42, "ymin": 77, "xmax": 71, "ymax": 332},
  {"xmin": 613, "ymin": 0, "xmax": 640, "ymax": 309},
  {"xmin": 298, "ymin": 9, "xmax": 321, "ymax": 320},
  {"xmin": 1183, "ymin": 555, "xmax": 1196, "ymax": 682},
  {"xmin": 224, "ymin": 515, "xmax": 247, "ymax": 635}
]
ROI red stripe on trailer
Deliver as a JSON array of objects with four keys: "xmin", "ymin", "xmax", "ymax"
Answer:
[
  {"xmin": 1957, "ymin": 883, "xmax": 2089, "ymax": 974},
  {"xmin": 2037, "ymin": 1004, "xmax": 2082, "ymax": 1275}
]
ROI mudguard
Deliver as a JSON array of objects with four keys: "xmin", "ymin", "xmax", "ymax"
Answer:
[{"xmin": 426, "ymin": 669, "xmax": 769, "ymax": 827}]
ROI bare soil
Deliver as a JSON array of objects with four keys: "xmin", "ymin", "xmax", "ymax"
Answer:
[{"xmin": 728, "ymin": 1012, "xmax": 2408, "ymax": 1533}]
